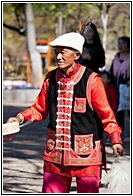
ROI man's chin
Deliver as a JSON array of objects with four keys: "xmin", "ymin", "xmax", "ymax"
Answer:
[{"xmin": 58, "ymin": 63, "xmax": 65, "ymax": 68}]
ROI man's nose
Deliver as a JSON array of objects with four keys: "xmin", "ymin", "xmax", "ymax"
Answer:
[{"xmin": 56, "ymin": 53, "xmax": 62, "ymax": 59}]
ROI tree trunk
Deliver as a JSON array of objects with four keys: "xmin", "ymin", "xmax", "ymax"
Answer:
[
  {"xmin": 24, "ymin": 3, "xmax": 43, "ymax": 88},
  {"xmin": 56, "ymin": 13, "xmax": 63, "ymax": 37},
  {"xmin": 101, "ymin": 13, "xmax": 108, "ymax": 51}
]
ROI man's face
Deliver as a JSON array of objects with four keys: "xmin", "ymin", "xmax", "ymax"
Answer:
[{"xmin": 54, "ymin": 47, "xmax": 80, "ymax": 72}]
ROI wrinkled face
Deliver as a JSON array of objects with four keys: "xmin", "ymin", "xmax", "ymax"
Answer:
[
  {"xmin": 84, "ymin": 27, "xmax": 95, "ymax": 40},
  {"xmin": 54, "ymin": 46, "xmax": 80, "ymax": 73},
  {"xmin": 118, "ymin": 39, "xmax": 129, "ymax": 53}
]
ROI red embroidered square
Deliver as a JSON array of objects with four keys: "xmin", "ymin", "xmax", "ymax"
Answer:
[
  {"xmin": 74, "ymin": 97, "xmax": 86, "ymax": 113},
  {"xmin": 74, "ymin": 134, "xmax": 93, "ymax": 155}
]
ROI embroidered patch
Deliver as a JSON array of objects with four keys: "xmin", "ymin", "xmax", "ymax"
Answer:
[
  {"xmin": 74, "ymin": 134, "xmax": 93, "ymax": 155},
  {"xmin": 46, "ymin": 139, "xmax": 55, "ymax": 151},
  {"xmin": 45, "ymin": 129, "xmax": 55, "ymax": 151},
  {"xmin": 74, "ymin": 97, "xmax": 86, "ymax": 113}
]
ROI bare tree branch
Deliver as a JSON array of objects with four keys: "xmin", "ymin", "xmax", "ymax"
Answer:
[{"xmin": 3, "ymin": 23, "xmax": 26, "ymax": 36}]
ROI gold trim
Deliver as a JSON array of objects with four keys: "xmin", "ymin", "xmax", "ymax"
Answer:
[{"xmin": 16, "ymin": 113, "xmax": 24, "ymax": 125}]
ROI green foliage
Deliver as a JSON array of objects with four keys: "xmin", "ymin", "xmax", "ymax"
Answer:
[{"xmin": 3, "ymin": 2, "xmax": 130, "ymax": 61}]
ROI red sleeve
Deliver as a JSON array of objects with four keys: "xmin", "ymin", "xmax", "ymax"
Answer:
[
  {"xmin": 91, "ymin": 75, "xmax": 122, "ymax": 145},
  {"xmin": 19, "ymin": 71, "xmax": 52, "ymax": 122}
]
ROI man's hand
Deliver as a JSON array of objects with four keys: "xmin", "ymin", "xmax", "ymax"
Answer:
[
  {"xmin": 112, "ymin": 144, "xmax": 124, "ymax": 157},
  {"xmin": 4, "ymin": 117, "xmax": 20, "ymax": 141},
  {"xmin": 6, "ymin": 116, "xmax": 21, "ymax": 124}
]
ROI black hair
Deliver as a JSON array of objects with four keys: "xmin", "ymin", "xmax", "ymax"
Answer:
[{"xmin": 88, "ymin": 23, "xmax": 101, "ymax": 44}]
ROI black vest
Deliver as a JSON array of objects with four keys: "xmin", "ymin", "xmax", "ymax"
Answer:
[{"xmin": 48, "ymin": 68, "xmax": 103, "ymax": 149}]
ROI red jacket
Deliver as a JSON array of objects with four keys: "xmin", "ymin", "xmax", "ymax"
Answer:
[{"xmin": 20, "ymin": 64, "xmax": 122, "ymax": 177}]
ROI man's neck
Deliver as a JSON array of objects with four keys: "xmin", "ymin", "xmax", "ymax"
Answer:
[{"xmin": 60, "ymin": 62, "xmax": 80, "ymax": 77}]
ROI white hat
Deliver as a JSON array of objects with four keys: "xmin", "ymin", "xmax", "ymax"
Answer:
[{"xmin": 49, "ymin": 32, "xmax": 85, "ymax": 54}]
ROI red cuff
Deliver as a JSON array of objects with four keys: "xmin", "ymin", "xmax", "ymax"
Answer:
[{"xmin": 109, "ymin": 131, "xmax": 123, "ymax": 145}]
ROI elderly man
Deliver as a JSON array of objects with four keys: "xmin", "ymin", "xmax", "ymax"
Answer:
[{"xmin": 6, "ymin": 32, "xmax": 124, "ymax": 193}]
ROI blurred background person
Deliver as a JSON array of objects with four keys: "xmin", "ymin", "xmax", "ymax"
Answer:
[
  {"xmin": 79, "ymin": 23, "xmax": 105, "ymax": 73},
  {"xmin": 100, "ymin": 69, "xmax": 118, "ymax": 113},
  {"xmin": 100, "ymin": 68, "xmax": 118, "ymax": 145},
  {"xmin": 110, "ymin": 36, "xmax": 130, "ymax": 142}
]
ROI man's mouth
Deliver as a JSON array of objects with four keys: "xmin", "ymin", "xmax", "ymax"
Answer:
[{"xmin": 58, "ymin": 61, "xmax": 64, "ymax": 65}]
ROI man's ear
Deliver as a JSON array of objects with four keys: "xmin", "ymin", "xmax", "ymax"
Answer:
[{"xmin": 74, "ymin": 52, "xmax": 81, "ymax": 60}]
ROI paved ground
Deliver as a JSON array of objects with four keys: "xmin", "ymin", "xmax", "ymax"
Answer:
[{"xmin": 2, "ymin": 101, "xmax": 130, "ymax": 194}]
